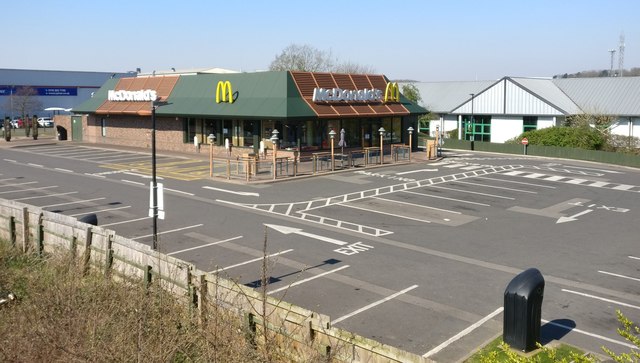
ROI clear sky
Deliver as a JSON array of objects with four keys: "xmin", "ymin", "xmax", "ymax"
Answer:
[{"xmin": 4, "ymin": 0, "xmax": 638, "ymax": 81}]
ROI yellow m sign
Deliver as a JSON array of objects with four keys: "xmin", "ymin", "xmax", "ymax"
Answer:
[
  {"xmin": 384, "ymin": 82, "xmax": 400, "ymax": 103},
  {"xmin": 216, "ymin": 81, "xmax": 234, "ymax": 103}
]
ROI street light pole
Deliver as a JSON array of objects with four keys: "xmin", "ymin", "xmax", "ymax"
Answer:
[
  {"xmin": 407, "ymin": 126, "xmax": 414, "ymax": 161},
  {"xmin": 151, "ymin": 101, "xmax": 158, "ymax": 251},
  {"xmin": 469, "ymin": 93, "xmax": 475, "ymax": 141},
  {"xmin": 378, "ymin": 127, "xmax": 385, "ymax": 164},
  {"xmin": 270, "ymin": 129, "xmax": 279, "ymax": 180},
  {"xmin": 329, "ymin": 129, "xmax": 336, "ymax": 171}
]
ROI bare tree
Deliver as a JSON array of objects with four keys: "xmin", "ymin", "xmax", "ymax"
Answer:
[
  {"xmin": 269, "ymin": 44, "xmax": 335, "ymax": 72},
  {"xmin": 334, "ymin": 61, "xmax": 376, "ymax": 74},
  {"xmin": 5, "ymin": 87, "xmax": 43, "ymax": 119}
]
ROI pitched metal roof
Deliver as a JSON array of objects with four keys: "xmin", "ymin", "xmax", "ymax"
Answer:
[
  {"xmin": 400, "ymin": 81, "xmax": 495, "ymax": 113},
  {"xmin": 553, "ymin": 77, "xmax": 640, "ymax": 116},
  {"xmin": 509, "ymin": 77, "xmax": 581, "ymax": 114}
]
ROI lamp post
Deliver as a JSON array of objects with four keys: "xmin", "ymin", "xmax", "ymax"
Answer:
[
  {"xmin": 469, "ymin": 93, "xmax": 475, "ymax": 141},
  {"xmin": 270, "ymin": 129, "xmax": 279, "ymax": 179},
  {"xmin": 378, "ymin": 127, "xmax": 385, "ymax": 164},
  {"xmin": 329, "ymin": 129, "xmax": 336, "ymax": 171},
  {"xmin": 407, "ymin": 126, "xmax": 414, "ymax": 161},
  {"xmin": 208, "ymin": 133, "xmax": 215, "ymax": 177},
  {"xmin": 151, "ymin": 100, "xmax": 159, "ymax": 251},
  {"xmin": 435, "ymin": 125, "xmax": 440, "ymax": 157}
]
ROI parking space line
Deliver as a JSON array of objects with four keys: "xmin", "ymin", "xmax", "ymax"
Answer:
[
  {"xmin": 541, "ymin": 319, "xmax": 636, "ymax": 349},
  {"xmin": 14, "ymin": 191, "xmax": 78, "ymax": 201},
  {"xmin": 340, "ymin": 203, "xmax": 432, "ymax": 223},
  {"xmin": 475, "ymin": 176, "xmax": 556, "ymax": 189},
  {"xmin": 210, "ymin": 249, "xmax": 294, "ymax": 274},
  {"xmin": 54, "ymin": 168, "xmax": 74, "ymax": 173},
  {"xmin": 423, "ymin": 307, "xmax": 503, "ymax": 358},
  {"xmin": 131, "ymin": 224, "xmax": 204, "ymax": 240},
  {"xmin": 629, "ymin": 256, "xmax": 640, "ymax": 261},
  {"xmin": 122, "ymin": 179, "xmax": 145, "ymax": 186},
  {"xmin": 167, "ymin": 235, "xmax": 242, "ymax": 256},
  {"xmin": 0, "ymin": 186, "xmax": 57, "ymax": 195},
  {"xmin": 41, "ymin": 197, "xmax": 106, "ymax": 208},
  {"xmin": 402, "ymin": 190, "xmax": 491, "ymax": 206},
  {"xmin": 333, "ymin": 285, "xmax": 418, "ymax": 324},
  {"xmin": 373, "ymin": 196, "xmax": 461, "ymax": 214},
  {"xmin": 456, "ymin": 180, "xmax": 538, "ymax": 194},
  {"xmin": 562, "ymin": 289, "xmax": 640, "ymax": 310},
  {"xmin": 0, "ymin": 181, "xmax": 38, "ymax": 188},
  {"xmin": 69, "ymin": 206, "xmax": 131, "ymax": 217},
  {"xmin": 101, "ymin": 216, "xmax": 151, "ymax": 227},
  {"xmin": 267, "ymin": 265, "xmax": 350, "ymax": 295},
  {"xmin": 598, "ymin": 270, "xmax": 640, "ymax": 283},
  {"xmin": 0, "ymin": 178, "xmax": 17, "ymax": 182},
  {"xmin": 429, "ymin": 185, "xmax": 515, "ymax": 200}
]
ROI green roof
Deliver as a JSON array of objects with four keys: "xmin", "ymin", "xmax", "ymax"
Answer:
[
  {"xmin": 71, "ymin": 78, "xmax": 118, "ymax": 113},
  {"xmin": 158, "ymin": 71, "xmax": 316, "ymax": 119}
]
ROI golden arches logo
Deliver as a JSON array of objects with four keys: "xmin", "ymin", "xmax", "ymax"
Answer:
[
  {"xmin": 216, "ymin": 81, "xmax": 233, "ymax": 103},
  {"xmin": 384, "ymin": 82, "xmax": 400, "ymax": 103}
]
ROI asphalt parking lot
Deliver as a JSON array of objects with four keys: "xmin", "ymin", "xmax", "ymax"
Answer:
[{"xmin": 1, "ymin": 142, "xmax": 639, "ymax": 361}]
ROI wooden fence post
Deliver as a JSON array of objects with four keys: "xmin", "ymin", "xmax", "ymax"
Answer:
[
  {"xmin": 104, "ymin": 233, "xmax": 114, "ymax": 276},
  {"xmin": 83, "ymin": 227, "xmax": 93, "ymax": 275},
  {"xmin": 9, "ymin": 216, "xmax": 16, "ymax": 247},
  {"xmin": 36, "ymin": 213, "xmax": 44, "ymax": 256},
  {"xmin": 21, "ymin": 207, "xmax": 29, "ymax": 253}
]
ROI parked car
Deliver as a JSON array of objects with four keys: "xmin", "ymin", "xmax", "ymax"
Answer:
[
  {"xmin": 10, "ymin": 118, "xmax": 23, "ymax": 128},
  {"xmin": 37, "ymin": 117, "xmax": 54, "ymax": 127}
]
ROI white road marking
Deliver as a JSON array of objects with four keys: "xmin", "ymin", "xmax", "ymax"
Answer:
[
  {"xmin": 429, "ymin": 185, "xmax": 515, "ymax": 200},
  {"xmin": 395, "ymin": 169, "xmax": 438, "ymax": 175},
  {"xmin": 101, "ymin": 216, "xmax": 151, "ymax": 227},
  {"xmin": 588, "ymin": 181, "xmax": 609, "ymax": 188},
  {"xmin": 566, "ymin": 178, "xmax": 588, "ymax": 184},
  {"xmin": 69, "ymin": 206, "xmax": 131, "ymax": 217},
  {"xmin": 522, "ymin": 173, "xmax": 546, "ymax": 179},
  {"xmin": 562, "ymin": 289, "xmax": 640, "ymax": 310},
  {"xmin": 559, "ymin": 165, "xmax": 624, "ymax": 174},
  {"xmin": 0, "ymin": 181, "xmax": 38, "ymax": 188},
  {"xmin": 475, "ymin": 176, "xmax": 556, "ymax": 189},
  {"xmin": 165, "ymin": 187, "xmax": 194, "ymax": 196},
  {"xmin": 121, "ymin": 179, "xmax": 145, "ymax": 186},
  {"xmin": 598, "ymin": 270, "xmax": 640, "ymax": 283},
  {"xmin": 14, "ymin": 191, "xmax": 78, "ymax": 201},
  {"xmin": 541, "ymin": 319, "xmax": 637, "ymax": 349},
  {"xmin": 629, "ymin": 256, "xmax": 640, "ymax": 261},
  {"xmin": 556, "ymin": 209, "xmax": 593, "ymax": 224},
  {"xmin": 265, "ymin": 224, "xmax": 348, "ymax": 246},
  {"xmin": 41, "ymin": 197, "xmax": 106, "ymax": 208},
  {"xmin": 423, "ymin": 307, "xmax": 504, "ymax": 358},
  {"xmin": 333, "ymin": 285, "xmax": 418, "ymax": 324},
  {"xmin": 0, "ymin": 186, "xmax": 57, "ymax": 195},
  {"xmin": 402, "ymin": 190, "xmax": 491, "ymax": 206},
  {"xmin": 544, "ymin": 175, "xmax": 565, "ymax": 181},
  {"xmin": 210, "ymin": 249, "xmax": 294, "ymax": 274},
  {"xmin": 132, "ymin": 224, "xmax": 203, "ymax": 240},
  {"xmin": 167, "ymin": 235, "xmax": 243, "ymax": 256},
  {"xmin": 340, "ymin": 203, "xmax": 432, "ymax": 223},
  {"xmin": 86, "ymin": 173, "xmax": 106, "ymax": 178},
  {"xmin": 456, "ymin": 180, "xmax": 538, "ymax": 194},
  {"xmin": 267, "ymin": 265, "xmax": 350, "ymax": 295},
  {"xmin": 0, "ymin": 178, "xmax": 17, "ymax": 181},
  {"xmin": 373, "ymin": 196, "xmax": 461, "ymax": 214},
  {"xmin": 3, "ymin": 159, "xmax": 17, "ymax": 162},
  {"xmin": 502, "ymin": 170, "xmax": 526, "ymax": 176},
  {"xmin": 203, "ymin": 186, "xmax": 259, "ymax": 197},
  {"xmin": 612, "ymin": 184, "xmax": 634, "ymax": 191},
  {"xmin": 54, "ymin": 168, "xmax": 74, "ymax": 173}
]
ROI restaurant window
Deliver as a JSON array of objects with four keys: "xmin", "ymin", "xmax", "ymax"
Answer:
[
  {"xmin": 418, "ymin": 118, "xmax": 430, "ymax": 135},
  {"xmin": 183, "ymin": 118, "xmax": 197, "ymax": 143},
  {"xmin": 101, "ymin": 118, "xmax": 106, "ymax": 137},
  {"xmin": 523, "ymin": 116, "xmax": 537, "ymax": 133}
]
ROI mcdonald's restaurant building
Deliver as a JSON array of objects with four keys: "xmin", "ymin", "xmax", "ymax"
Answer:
[{"xmin": 72, "ymin": 71, "xmax": 427, "ymax": 157}]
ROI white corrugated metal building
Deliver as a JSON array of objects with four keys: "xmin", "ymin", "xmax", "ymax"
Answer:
[{"xmin": 403, "ymin": 76, "xmax": 640, "ymax": 143}]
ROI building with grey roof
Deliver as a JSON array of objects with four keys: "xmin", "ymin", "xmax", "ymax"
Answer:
[
  {"xmin": 1, "ymin": 68, "xmax": 130, "ymax": 120},
  {"xmin": 403, "ymin": 76, "xmax": 640, "ymax": 143}
]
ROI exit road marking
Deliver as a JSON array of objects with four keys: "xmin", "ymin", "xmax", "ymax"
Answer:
[{"xmin": 265, "ymin": 224, "xmax": 348, "ymax": 246}]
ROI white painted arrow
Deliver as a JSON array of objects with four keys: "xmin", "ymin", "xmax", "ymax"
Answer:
[
  {"xmin": 203, "ymin": 186, "xmax": 259, "ymax": 197},
  {"xmin": 556, "ymin": 209, "xmax": 593, "ymax": 224},
  {"xmin": 265, "ymin": 224, "xmax": 348, "ymax": 246}
]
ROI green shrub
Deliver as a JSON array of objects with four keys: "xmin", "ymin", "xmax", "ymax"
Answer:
[{"xmin": 507, "ymin": 126, "xmax": 605, "ymax": 150}]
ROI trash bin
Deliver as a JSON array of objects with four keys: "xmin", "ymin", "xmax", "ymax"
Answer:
[{"xmin": 503, "ymin": 268, "xmax": 545, "ymax": 352}]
